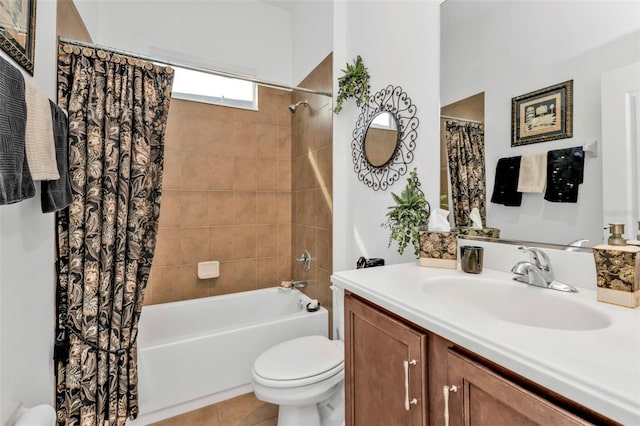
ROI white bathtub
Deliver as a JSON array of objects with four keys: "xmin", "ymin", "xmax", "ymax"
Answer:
[{"xmin": 131, "ymin": 287, "xmax": 328, "ymax": 425}]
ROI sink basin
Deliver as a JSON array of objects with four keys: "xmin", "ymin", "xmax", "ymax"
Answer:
[{"xmin": 421, "ymin": 276, "xmax": 611, "ymax": 331}]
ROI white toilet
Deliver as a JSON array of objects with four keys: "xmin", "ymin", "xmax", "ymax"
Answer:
[{"xmin": 252, "ymin": 335, "xmax": 345, "ymax": 426}]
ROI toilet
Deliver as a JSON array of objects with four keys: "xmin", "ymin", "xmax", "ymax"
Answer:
[{"xmin": 252, "ymin": 335, "xmax": 345, "ymax": 426}]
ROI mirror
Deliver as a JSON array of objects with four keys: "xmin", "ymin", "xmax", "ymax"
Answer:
[
  {"xmin": 601, "ymin": 61, "xmax": 640, "ymax": 244},
  {"xmin": 364, "ymin": 112, "xmax": 399, "ymax": 167},
  {"xmin": 441, "ymin": 0, "xmax": 640, "ymax": 247},
  {"xmin": 352, "ymin": 85, "xmax": 419, "ymax": 191}
]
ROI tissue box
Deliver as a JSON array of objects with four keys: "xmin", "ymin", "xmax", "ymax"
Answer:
[
  {"xmin": 592, "ymin": 244, "xmax": 640, "ymax": 308},
  {"xmin": 419, "ymin": 231, "xmax": 457, "ymax": 269},
  {"xmin": 456, "ymin": 227, "xmax": 501, "ymax": 239}
]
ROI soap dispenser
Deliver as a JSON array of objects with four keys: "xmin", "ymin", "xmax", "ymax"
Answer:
[
  {"xmin": 607, "ymin": 223, "xmax": 627, "ymax": 246},
  {"xmin": 592, "ymin": 223, "xmax": 640, "ymax": 308}
]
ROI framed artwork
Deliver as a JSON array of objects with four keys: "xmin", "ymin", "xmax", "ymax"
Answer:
[
  {"xmin": 511, "ymin": 80, "xmax": 573, "ymax": 147},
  {"xmin": 0, "ymin": 0, "xmax": 37, "ymax": 74}
]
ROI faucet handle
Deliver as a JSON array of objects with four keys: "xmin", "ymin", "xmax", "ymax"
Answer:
[{"xmin": 518, "ymin": 246, "xmax": 551, "ymax": 272}]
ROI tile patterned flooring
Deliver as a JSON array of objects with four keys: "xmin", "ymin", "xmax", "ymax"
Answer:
[{"xmin": 150, "ymin": 392, "xmax": 277, "ymax": 426}]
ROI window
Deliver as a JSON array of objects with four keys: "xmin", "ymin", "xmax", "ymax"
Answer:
[{"xmin": 170, "ymin": 66, "xmax": 257, "ymax": 110}]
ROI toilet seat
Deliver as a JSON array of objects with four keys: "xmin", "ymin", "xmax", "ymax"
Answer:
[{"xmin": 252, "ymin": 335, "xmax": 344, "ymax": 388}]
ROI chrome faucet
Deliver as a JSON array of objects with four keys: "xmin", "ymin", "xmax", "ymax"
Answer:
[
  {"xmin": 565, "ymin": 239, "xmax": 589, "ymax": 252},
  {"xmin": 567, "ymin": 239, "xmax": 589, "ymax": 247},
  {"xmin": 511, "ymin": 247, "xmax": 578, "ymax": 293}
]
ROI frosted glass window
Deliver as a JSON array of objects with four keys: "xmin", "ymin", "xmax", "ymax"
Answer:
[{"xmin": 170, "ymin": 66, "xmax": 257, "ymax": 109}]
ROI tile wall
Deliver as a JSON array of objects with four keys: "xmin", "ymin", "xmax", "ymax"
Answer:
[
  {"xmin": 291, "ymin": 53, "xmax": 334, "ymax": 335},
  {"xmin": 143, "ymin": 54, "xmax": 333, "ymax": 426},
  {"xmin": 145, "ymin": 87, "xmax": 293, "ymax": 304}
]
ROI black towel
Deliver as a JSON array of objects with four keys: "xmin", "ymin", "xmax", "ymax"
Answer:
[
  {"xmin": 491, "ymin": 156, "xmax": 523, "ymax": 206},
  {"xmin": 0, "ymin": 56, "xmax": 35, "ymax": 204},
  {"xmin": 544, "ymin": 147, "xmax": 584, "ymax": 203},
  {"xmin": 41, "ymin": 102, "xmax": 72, "ymax": 213}
]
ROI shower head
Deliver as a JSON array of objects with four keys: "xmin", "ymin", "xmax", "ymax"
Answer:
[{"xmin": 288, "ymin": 100, "xmax": 309, "ymax": 113}]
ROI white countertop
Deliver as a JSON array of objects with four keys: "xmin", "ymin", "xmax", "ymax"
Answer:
[{"xmin": 331, "ymin": 263, "xmax": 640, "ymax": 425}]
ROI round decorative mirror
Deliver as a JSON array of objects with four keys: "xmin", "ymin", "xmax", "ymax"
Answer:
[
  {"xmin": 363, "ymin": 112, "xmax": 399, "ymax": 167},
  {"xmin": 352, "ymin": 85, "xmax": 419, "ymax": 190}
]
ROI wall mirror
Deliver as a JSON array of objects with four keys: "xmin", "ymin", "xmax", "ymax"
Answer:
[
  {"xmin": 352, "ymin": 85, "xmax": 419, "ymax": 191},
  {"xmin": 364, "ymin": 112, "xmax": 399, "ymax": 167},
  {"xmin": 441, "ymin": 0, "xmax": 640, "ymax": 247}
]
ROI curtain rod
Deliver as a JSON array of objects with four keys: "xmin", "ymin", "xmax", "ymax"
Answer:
[
  {"xmin": 58, "ymin": 37, "xmax": 333, "ymax": 97},
  {"xmin": 440, "ymin": 115, "xmax": 483, "ymax": 124}
]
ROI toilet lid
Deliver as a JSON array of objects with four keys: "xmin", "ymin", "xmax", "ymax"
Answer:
[{"xmin": 253, "ymin": 335, "xmax": 344, "ymax": 383}]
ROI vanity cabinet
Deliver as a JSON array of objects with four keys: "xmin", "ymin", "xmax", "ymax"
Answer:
[
  {"xmin": 345, "ymin": 292, "xmax": 616, "ymax": 426},
  {"xmin": 446, "ymin": 350, "xmax": 589, "ymax": 426},
  {"xmin": 344, "ymin": 293, "xmax": 427, "ymax": 426}
]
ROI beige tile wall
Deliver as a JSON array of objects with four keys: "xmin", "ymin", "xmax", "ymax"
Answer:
[
  {"xmin": 146, "ymin": 87, "xmax": 292, "ymax": 305},
  {"xmin": 145, "ymin": 54, "xmax": 333, "ymax": 426},
  {"xmin": 291, "ymin": 53, "xmax": 334, "ymax": 336}
]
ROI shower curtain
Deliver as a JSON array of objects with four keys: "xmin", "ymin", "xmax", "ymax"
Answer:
[
  {"xmin": 444, "ymin": 120, "xmax": 486, "ymax": 227},
  {"xmin": 54, "ymin": 42, "xmax": 174, "ymax": 425}
]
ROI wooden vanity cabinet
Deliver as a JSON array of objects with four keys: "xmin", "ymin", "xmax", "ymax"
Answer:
[
  {"xmin": 345, "ymin": 293, "xmax": 427, "ymax": 426},
  {"xmin": 345, "ymin": 292, "xmax": 617, "ymax": 426},
  {"xmin": 445, "ymin": 350, "xmax": 590, "ymax": 426}
]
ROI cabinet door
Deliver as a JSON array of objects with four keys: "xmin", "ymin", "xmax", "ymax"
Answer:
[
  {"xmin": 345, "ymin": 294, "xmax": 427, "ymax": 426},
  {"xmin": 446, "ymin": 350, "xmax": 590, "ymax": 426}
]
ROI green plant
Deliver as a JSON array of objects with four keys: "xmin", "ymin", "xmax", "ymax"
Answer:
[
  {"xmin": 381, "ymin": 169, "xmax": 431, "ymax": 257},
  {"xmin": 334, "ymin": 55, "xmax": 371, "ymax": 114}
]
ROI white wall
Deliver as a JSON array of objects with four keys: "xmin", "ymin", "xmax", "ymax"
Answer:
[
  {"xmin": 333, "ymin": 1, "xmax": 441, "ymax": 272},
  {"xmin": 0, "ymin": 0, "xmax": 58, "ymax": 412},
  {"xmin": 291, "ymin": 1, "xmax": 333, "ymax": 86},
  {"xmin": 74, "ymin": 0, "xmax": 295, "ymax": 85},
  {"xmin": 441, "ymin": 1, "xmax": 640, "ymax": 246}
]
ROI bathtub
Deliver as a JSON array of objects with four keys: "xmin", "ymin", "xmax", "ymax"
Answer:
[{"xmin": 131, "ymin": 287, "xmax": 328, "ymax": 425}]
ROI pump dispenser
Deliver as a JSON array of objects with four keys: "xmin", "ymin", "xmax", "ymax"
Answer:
[
  {"xmin": 593, "ymin": 222, "xmax": 639, "ymax": 308},
  {"xmin": 607, "ymin": 223, "xmax": 627, "ymax": 246}
]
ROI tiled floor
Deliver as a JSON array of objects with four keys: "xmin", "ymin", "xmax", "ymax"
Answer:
[{"xmin": 150, "ymin": 392, "xmax": 277, "ymax": 426}]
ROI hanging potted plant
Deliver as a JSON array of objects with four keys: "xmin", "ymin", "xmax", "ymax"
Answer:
[
  {"xmin": 334, "ymin": 55, "xmax": 371, "ymax": 114},
  {"xmin": 381, "ymin": 169, "xmax": 431, "ymax": 257}
]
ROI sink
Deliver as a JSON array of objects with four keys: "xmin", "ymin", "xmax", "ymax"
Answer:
[{"xmin": 421, "ymin": 276, "xmax": 611, "ymax": 331}]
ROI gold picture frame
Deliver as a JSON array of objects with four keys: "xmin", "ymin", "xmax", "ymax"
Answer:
[
  {"xmin": 0, "ymin": 0, "xmax": 37, "ymax": 75},
  {"xmin": 511, "ymin": 80, "xmax": 573, "ymax": 146}
]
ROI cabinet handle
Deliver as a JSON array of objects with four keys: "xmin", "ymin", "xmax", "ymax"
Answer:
[
  {"xmin": 443, "ymin": 385, "xmax": 458, "ymax": 426},
  {"xmin": 403, "ymin": 360, "xmax": 417, "ymax": 410}
]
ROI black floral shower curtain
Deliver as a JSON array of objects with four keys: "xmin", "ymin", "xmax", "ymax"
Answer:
[
  {"xmin": 444, "ymin": 120, "xmax": 487, "ymax": 227},
  {"xmin": 54, "ymin": 42, "xmax": 174, "ymax": 425}
]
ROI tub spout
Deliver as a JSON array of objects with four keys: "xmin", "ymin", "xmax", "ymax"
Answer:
[
  {"xmin": 291, "ymin": 280, "xmax": 308, "ymax": 289},
  {"xmin": 278, "ymin": 280, "xmax": 309, "ymax": 290}
]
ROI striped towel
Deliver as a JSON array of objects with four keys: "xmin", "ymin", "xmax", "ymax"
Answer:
[
  {"xmin": 25, "ymin": 80, "xmax": 60, "ymax": 180},
  {"xmin": 0, "ymin": 56, "xmax": 35, "ymax": 204}
]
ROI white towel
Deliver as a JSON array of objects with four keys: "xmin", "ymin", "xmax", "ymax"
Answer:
[
  {"xmin": 517, "ymin": 152, "xmax": 547, "ymax": 193},
  {"xmin": 24, "ymin": 81, "xmax": 60, "ymax": 181}
]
